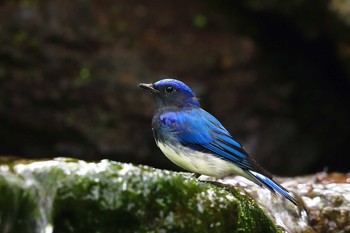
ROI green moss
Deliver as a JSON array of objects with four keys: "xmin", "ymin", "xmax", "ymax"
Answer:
[
  {"xmin": 0, "ymin": 172, "xmax": 39, "ymax": 233},
  {"xmin": 230, "ymin": 187, "xmax": 281, "ymax": 233},
  {"xmin": 0, "ymin": 158, "xmax": 280, "ymax": 233},
  {"xmin": 51, "ymin": 162, "xmax": 238, "ymax": 232}
]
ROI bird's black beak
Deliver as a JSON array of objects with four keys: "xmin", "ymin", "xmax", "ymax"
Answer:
[{"xmin": 139, "ymin": 83, "xmax": 159, "ymax": 94}]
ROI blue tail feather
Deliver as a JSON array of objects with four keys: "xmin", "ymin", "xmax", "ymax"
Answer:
[{"xmin": 249, "ymin": 171, "xmax": 297, "ymax": 206}]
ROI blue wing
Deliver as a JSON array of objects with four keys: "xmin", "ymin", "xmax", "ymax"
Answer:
[
  {"xmin": 159, "ymin": 108, "xmax": 255, "ymax": 171},
  {"xmin": 159, "ymin": 108, "xmax": 297, "ymax": 206}
]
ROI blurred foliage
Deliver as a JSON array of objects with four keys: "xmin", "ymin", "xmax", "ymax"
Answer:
[
  {"xmin": 0, "ymin": 0, "xmax": 349, "ymax": 175},
  {"xmin": 203, "ymin": 0, "xmax": 350, "ymax": 174}
]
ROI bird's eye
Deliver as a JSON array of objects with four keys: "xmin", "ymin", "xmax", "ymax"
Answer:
[{"xmin": 165, "ymin": 86, "xmax": 174, "ymax": 93}]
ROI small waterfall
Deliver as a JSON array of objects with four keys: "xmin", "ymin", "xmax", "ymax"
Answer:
[
  {"xmin": 0, "ymin": 160, "xmax": 59, "ymax": 233},
  {"xmin": 0, "ymin": 158, "xmax": 113, "ymax": 233},
  {"xmin": 14, "ymin": 161, "xmax": 60, "ymax": 233}
]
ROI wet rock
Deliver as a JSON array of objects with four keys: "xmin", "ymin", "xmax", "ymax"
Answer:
[
  {"xmin": 0, "ymin": 157, "xmax": 279, "ymax": 233},
  {"xmin": 203, "ymin": 172, "xmax": 350, "ymax": 232},
  {"xmin": 2, "ymin": 157, "xmax": 349, "ymax": 232}
]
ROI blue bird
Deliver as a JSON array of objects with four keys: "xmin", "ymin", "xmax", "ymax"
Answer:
[{"xmin": 139, "ymin": 78, "xmax": 297, "ymax": 206}]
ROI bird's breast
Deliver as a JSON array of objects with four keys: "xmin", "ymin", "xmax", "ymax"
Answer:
[{"xmin": 155, "ymin": 140, "xmax": 246, "ymax": 178}]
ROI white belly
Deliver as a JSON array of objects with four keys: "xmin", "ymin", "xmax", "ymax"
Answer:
[{"xmin": 156, "ymin": 141, "xmax": 249, "ymax": 178}]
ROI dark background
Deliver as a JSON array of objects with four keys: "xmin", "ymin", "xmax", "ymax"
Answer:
[{"xmin": 1, "ymin": 0, "xmax": 350, "ymax": 176}]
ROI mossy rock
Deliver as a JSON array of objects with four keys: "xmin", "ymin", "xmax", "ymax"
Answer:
[{"xmin": 0, "ymin": 157, "xmax": 280, "ymax": 233}]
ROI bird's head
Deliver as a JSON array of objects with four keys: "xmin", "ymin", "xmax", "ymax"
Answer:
[{"xmin": 139, "ymin": 78, "xmax": 200, "ymax": 109}]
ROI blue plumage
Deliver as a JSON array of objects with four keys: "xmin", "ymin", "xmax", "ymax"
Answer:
[
  {"xmin": 140, "ymin": 78, "xmax": 297, "ymax": 206},
  {"xmin": 159, "ymin": 109, "xmax": 252, "ymax": 170}
]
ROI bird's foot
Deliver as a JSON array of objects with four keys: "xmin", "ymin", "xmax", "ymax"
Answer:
[{"xmin": 192, "ymin": 173, "xmax": 202, "ymax": 179}]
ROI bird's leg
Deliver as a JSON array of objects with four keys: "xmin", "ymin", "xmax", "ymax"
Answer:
[{"xmin": 192, "ymin": 173, "xmax": 202, "ymax": 179}]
